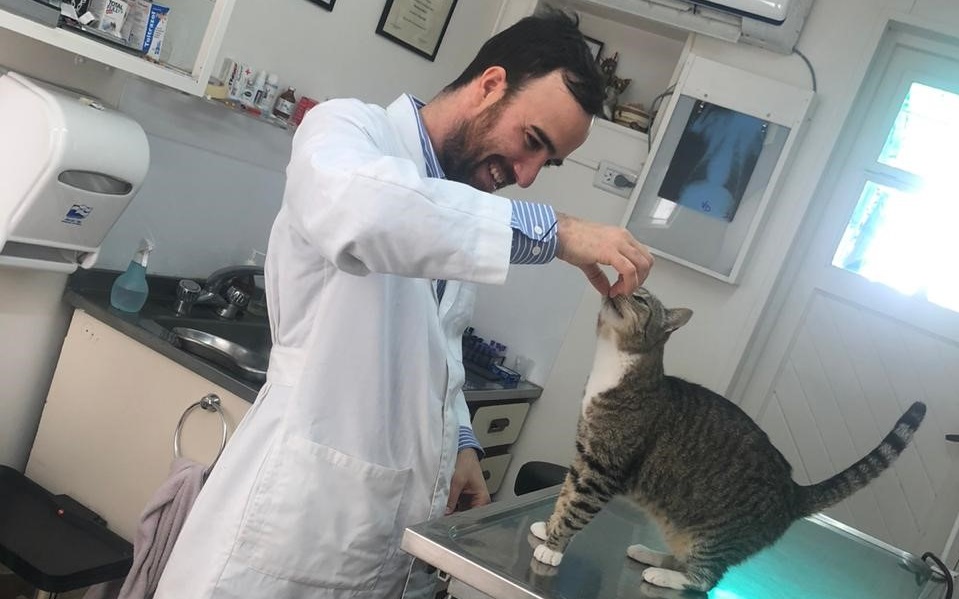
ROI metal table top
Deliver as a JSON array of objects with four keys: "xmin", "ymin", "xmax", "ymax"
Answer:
[{"xmin": 402, "ymin": 487, "xmax": 946, "ymax": 599}]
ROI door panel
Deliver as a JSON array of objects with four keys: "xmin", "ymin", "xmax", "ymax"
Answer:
[
  {"xmin": 759, "ymin": 291, "xmax": 955, "ymax": 555},
  {"xmin": 741, "ymin": 26, "xmax": 959, "ymax": 560}
]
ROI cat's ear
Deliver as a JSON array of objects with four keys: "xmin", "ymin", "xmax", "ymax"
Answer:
[{"xmin": 664, "ymin": 308, "xmax": 693, "ymax": 333}]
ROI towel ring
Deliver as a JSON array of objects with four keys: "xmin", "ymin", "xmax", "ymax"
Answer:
[{"xmin": 173, "ymin": 393, "xmax": 228, "ymax": 469}]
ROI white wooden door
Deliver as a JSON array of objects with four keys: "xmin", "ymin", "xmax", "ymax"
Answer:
[{"xmin": 738, "ymin": 25, "xmax": 959, "ymax": 562}]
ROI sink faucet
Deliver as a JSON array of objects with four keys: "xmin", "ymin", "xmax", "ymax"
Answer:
[{"xmin": 175, "ymin": 265, "xmax": 264, "ymax": 319}]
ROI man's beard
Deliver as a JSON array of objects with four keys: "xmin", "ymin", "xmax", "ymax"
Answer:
[{"xmin": 437, "ymin": 98, "xmax": 508, "ymax": 186}]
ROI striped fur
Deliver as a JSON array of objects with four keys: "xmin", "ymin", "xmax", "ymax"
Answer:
[{"xmin": 530, "ymin": 288, "xmax": 926, "ymax": 592}]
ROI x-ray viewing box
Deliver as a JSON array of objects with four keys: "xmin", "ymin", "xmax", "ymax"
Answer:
[
  {"xmin": 0, "ymin": 71, "xmax": 149, "ymax": 273},
  {"xmin": 623, "ymin": 55, "xmax": 815, "ymax": 284}
]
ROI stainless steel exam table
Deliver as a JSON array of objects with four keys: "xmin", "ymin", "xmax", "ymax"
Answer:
[{"xmin": 403, "ymin": 486, "xmax": 948, "ymax": 599}]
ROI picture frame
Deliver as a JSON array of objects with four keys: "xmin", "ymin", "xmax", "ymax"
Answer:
[
  {"xmin": 622, "ymin": 55, "xmax": 815, "ymax": 284},
  {"xmin": 375, "ymin": 0, "xmax": 458, "ymax": 62},
  {"xmin": 584, "ymin": 35, "xmax": 604, "ymax": 62},
  {"xmin": 305, "ymin": 0, "xmax": 336, "ymax": 11}
]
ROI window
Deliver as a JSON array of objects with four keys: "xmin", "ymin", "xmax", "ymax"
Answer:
[{"xmin": 832, "ymin": 82, "xmax": 959, "ymax": 312}]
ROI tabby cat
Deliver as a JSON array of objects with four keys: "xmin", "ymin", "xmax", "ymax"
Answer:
[{"xmin": 530, "ymin": 288, "xmax": 926, "ymax": 593}]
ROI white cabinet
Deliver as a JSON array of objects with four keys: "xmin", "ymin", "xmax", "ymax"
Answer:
[
  {"xmin": 25, "ymin": 309, "xmax": 251, "ymax": 541},
  {"xmin": 470, "ymin": 402, "xmax": 533, "ymax": 495},
  {"xmin": 0, "ymin": 0, "xmax": 235, "ymax": 96},
  {"xmin": 472, "ymin": 403, "xmax": 530, "ymax": 448}
]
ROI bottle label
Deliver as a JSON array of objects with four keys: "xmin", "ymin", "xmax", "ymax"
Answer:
[{"xmin": 275, "ymin": 98, "xmax": 295, "ymax": 118}]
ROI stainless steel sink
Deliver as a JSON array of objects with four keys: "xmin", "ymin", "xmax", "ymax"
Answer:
[{"xmin": 150, "ymin": 315, "xmax": 271, "ymax": 383}]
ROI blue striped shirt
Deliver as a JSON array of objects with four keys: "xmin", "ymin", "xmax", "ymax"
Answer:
[{"xmin": 409, "ymin": 94, "xmax": 554, "ymax": 456}]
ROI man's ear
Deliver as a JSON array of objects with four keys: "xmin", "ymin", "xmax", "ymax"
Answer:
[{"xmin": 476, "ymin": 66, "xmax": 507, "ymax": 103}]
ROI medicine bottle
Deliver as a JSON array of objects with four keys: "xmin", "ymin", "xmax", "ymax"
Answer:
[
  {"xmin": 273, "ymin": 86, "xmax": 297, "ymax": 120},
  {"xmin": 256, "ymin": 73, "xmax": 279, "ymax": 112}
]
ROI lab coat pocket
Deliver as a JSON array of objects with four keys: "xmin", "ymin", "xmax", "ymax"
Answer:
[{"xmin": 238, "ymin": 434, "xmax": 412, "ymax": 590}]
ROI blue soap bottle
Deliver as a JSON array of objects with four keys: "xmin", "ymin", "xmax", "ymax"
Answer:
[{"xmin": 110, "ymin": 238, "xmax": 154, "ymax": 313}]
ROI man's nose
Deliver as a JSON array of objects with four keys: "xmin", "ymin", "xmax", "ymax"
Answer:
[{"xmin": 513, "ymin": 157, "xmax": 542, "ymax": 188}]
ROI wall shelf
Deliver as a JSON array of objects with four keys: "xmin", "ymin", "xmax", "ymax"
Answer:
[{"xmin": 0, "ymin": 0, "xmax": 235, "ymax": 96}]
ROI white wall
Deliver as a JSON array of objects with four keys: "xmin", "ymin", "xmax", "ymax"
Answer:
[
  {"xmin": 96, "ymin": 78, "xmax": 290, "ymax": 277},
  {"xmin": 495, "ymin": 0, "xmax": 959, "ymax": 499},
  {"xmin": 215, "ymin": 1, "xmax": 507, "ymax": 108}
]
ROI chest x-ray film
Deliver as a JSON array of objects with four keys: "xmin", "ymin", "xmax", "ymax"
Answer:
[
  {"xmin": 659, "ymin": 101, "xmax": 768, "ymax": 222},
  {"xmin": 626, "ymin": 94, "xmax": 790, "ymax": 280}
]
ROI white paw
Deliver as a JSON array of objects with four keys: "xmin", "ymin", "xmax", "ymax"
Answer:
[
  {"xmin": 533, "ymin": 544, "xmax": 564, "ymax": 566},
  {"xmin": 626, "ymin": 544, "xmax": 671, "ymax": 567},
  {"xmin": 642, "ymin": 567, "xmax": 690, "ymax": 590},
  {"xmin": 529, "ymin": 521, "xmax": 548, "ymax": 541}
]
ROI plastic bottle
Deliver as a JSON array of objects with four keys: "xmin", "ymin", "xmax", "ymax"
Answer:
[
  {"xmin": 110, "ymin": 238, "xmax": 154, "ymax": 313},
  {"xmin": 240, "ymin": 70, "xmax": 265, "ymax": 108},
  {"xmin": 273, "ymin": 86, "xmax": 296, "ymax": 120},
  {"xmin": 255, "ymin": 73, "xmax": 279, "ymax": 112}
]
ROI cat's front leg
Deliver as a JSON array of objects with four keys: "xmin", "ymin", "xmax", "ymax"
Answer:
[{"xmin": 530, "ymin": 458, "xmax": 614, "ymax": 567}]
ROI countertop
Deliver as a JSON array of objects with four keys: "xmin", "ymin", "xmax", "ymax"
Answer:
[
  {"xmin": 64, "ymin": 270, "xmax": 544, "ymax": 405},
  {"xmin": 402, "ymin": 487, "xmax": 946, "ymax": 599}
]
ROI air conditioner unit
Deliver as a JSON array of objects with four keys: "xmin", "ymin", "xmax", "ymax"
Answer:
[{"xmin": 562, "ymin": 0, "xmax": 814, "ymax": 54}]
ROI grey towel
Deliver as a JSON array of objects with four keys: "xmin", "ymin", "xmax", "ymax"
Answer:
[{"xmin": 84, "ymin": 458, "xmax": 206, "ymax": 599}]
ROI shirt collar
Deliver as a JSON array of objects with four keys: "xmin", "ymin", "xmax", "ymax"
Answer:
[{"xmin": 407, "ymin": 94, "xmax": 445, "ymax": 180}]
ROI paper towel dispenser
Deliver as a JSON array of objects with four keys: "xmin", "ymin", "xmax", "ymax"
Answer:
[{"xmin": 0, "ymin": 71, "xmax": 150, "ymax": 273}]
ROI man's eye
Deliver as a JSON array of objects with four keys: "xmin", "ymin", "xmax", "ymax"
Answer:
[
  {"xmin": 526, "ymin": 133, "xmax": 542, "ymax": 151},
  {"xmin": 544, "ymin": 158, "xmax": 563, "ymax": 168}
]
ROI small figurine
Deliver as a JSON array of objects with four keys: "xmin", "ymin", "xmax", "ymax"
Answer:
[{"xmin": 598, "ymin": 53, "xmax": 631, "ymax": 120}]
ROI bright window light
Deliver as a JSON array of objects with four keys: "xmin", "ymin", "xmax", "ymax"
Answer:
[
  {"xmin": 833, "ymin": 82, "xmax": 959, "ymax": 313},
  {"xmin": 878, "ymin": 82, "xmax": 959, "ymax": 177}
]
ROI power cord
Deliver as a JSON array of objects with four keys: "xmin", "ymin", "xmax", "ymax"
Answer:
[
  {"xmin": 646, "ymin": 84, "xmax": 676, "ymax": 152},
  {"xmin": 793, "ymin": 47, "xmax": 818, "ymax": 93},
  {"xmin": 923, "ymin": 552, "xmax": 954, "ymax": 599},
  {"xmin": 613, "ymin": 174, "xmax": 636, "ymax": 189}
]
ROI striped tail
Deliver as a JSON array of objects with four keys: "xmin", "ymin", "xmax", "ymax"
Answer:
[{"xmin": 796, "ymin": 401, "xmax": 926, "ymax": 517}]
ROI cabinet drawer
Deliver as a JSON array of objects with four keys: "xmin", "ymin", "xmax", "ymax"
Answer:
[
  {"xmin": 480, "ymin": 454, "xmax": 512, "ymax": 495},
  {"xmin": 472, "ymin": 403, "xmax": 530, "ymax": 448}
]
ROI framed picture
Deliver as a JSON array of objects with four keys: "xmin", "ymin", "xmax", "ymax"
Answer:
[
  {"xmin": 305, "ymin": 0, "xmax": 336, "ymax": 10},
  {"xmin": 584, "ymin": 35, "xmax": 604, "ymax": 62},
  {"xmin": 622, "ymin": 55, "xmax": 814, "ymax": 284},
  {"xmin": 376, "ymin": 0, "xmax": 458, "ymax": 62}
]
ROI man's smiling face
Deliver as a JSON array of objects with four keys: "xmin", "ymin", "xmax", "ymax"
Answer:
[{"xmin": 438, "ymin": 69, "xmax": 592, "ymax": 192}]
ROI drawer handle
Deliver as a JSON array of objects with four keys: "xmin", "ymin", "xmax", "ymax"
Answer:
[
  {"xmin": 488, "ymin": 418, "xmax": 510, "ymax": 434},
  {"xmin": 483, "ymin": 470, "xmax": 491, "ymax": 481}
]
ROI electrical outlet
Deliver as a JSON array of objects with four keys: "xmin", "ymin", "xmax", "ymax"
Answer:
[{"xmin": 593, "ymin": 161, "xmax": 637, "ymax": 198}]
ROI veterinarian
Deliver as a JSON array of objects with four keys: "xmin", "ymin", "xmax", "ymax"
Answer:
[{"xmin": 155, "ymin": 10, "xmax": 653, "ymax": 599}]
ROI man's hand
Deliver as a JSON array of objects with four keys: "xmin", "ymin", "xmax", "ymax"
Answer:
[
  {"xmin": 446, "ymin": 449, "xmax": 491, "ymax": 515},
  {"xmin": 555, "ymin": 212, "xmax": 653, "ymax": 296}
]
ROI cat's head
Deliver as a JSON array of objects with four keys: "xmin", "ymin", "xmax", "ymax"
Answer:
[{"xmin": 597, "ymin": 288, "xmax": 693, "ymax": 354}]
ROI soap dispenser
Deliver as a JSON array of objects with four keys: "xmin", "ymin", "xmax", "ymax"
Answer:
[{"xmin": 110, "ymin": 238, "xmax": 154, "ymax": 313}]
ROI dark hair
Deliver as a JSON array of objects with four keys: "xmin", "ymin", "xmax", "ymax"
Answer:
[{"xmin": 443, "ymin": 9, "xmax": 604, "ymax": 116}]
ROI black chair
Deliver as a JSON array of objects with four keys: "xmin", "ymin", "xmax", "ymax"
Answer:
[
  {"xmin": 0, "ymin": 465, "xmax": 133, "ymax": 599},
  {"xmin": 513, "ymin": 460, "xmax": 568, "ymax": 496}
]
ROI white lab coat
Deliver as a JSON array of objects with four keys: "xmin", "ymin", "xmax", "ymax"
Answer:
[{"xmin": 154, "ymin": 96, "xmax": 514, "ymax": 599}]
